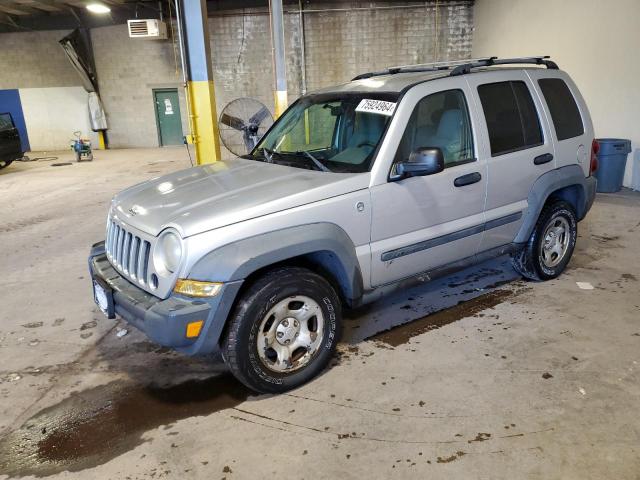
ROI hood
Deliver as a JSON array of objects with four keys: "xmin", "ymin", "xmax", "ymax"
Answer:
[{"xmin": 110, "ymin": 158, "xmax": 369, "ymax": 237}]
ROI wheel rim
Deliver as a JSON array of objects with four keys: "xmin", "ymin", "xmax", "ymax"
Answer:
[
  {"xmin": 257, "ymin": 295, "xmax": 324, "ymax": 373},
  {"xmin": 540, "ymin": 216, "xmax": 571, "ymax": 268}
]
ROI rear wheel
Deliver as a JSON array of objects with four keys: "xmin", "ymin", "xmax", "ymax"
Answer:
[
  {"xmin": 512, "ymin": 200, "xmax": 577, "ymax": 281},
  {"xmin": 222, "ymin": 267, "xmax": 341, "ymax": 394}
]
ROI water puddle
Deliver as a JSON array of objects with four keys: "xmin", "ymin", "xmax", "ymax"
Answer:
[
  {"xmin": 0, "ymin": 375, "xmax": 251, "ymax": 477},
  {"xmin": 369, "ymin": 289, "xmax": 513, "ymax": 347}
]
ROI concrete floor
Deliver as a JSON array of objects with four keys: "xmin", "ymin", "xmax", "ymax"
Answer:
[{"xmin": 0, "ymin": 148, "xmax": 639, "ymax": 479}]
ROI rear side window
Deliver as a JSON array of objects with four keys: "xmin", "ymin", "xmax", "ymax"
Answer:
[
  {"xmin": 0, "ymin": 113, "xmax": 15, "ymax": 132},
  {"xmin": 538, "ymin": 78, "xmax": 584, "ymax": 140},
  {"xmin": 477, "ymin": 81, "xmax": 543, "ymax": 156}
]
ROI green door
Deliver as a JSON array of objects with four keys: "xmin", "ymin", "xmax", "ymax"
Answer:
[{"xmin": 154, "ymin": 89, "xmax": 183, "ymax": 146}]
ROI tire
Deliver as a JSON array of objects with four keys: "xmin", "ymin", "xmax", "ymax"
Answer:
[
  {"xmin": 222, "ymin": 267, "xmax": 341, "ymax": 394},
  {"xmin": 0, "ymin": 159, "xmax": 12, "ymax": 170},
  {"xmin": 511, "ymin": 200, "xmax": 577, "ymax": 281}
]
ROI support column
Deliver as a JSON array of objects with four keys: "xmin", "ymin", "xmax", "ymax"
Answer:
[
  {"xmin": 269, "ymin": 0, "xmax": 288, "ymax": 118},
  {"xmin": 181, "ymin": 0, "xmax": 221, "ymax": 164}
]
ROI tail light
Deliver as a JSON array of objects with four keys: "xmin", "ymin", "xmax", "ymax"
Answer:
[{"xmin": 590, "ymin": 139, "xmax": 599, "ymax": 175}]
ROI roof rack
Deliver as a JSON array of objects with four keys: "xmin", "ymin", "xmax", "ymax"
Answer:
[
  {"xmin": 449, "ymin": 56, "xmax": 559, "ymax": 76},
  {"xmin": 351, "ymin": 56, "xmax": 558, "ymax": 81}
]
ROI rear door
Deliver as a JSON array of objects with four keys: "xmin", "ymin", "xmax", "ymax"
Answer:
[
  {"xmin": 528, "ymin": 70, "xmax": 592, "ymax": 175},
  {"xmin": 0, "ymin": 113, "xmax": 22, "ymax": 162},
  {"xmin": 465, "ymin": 71, "xmax": 555, "ymax": 252}
]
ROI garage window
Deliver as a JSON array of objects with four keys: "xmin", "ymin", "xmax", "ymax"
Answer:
[
  {"xmin": 538, "ymin": 78, "xmax": 584, "ymax": 140},
  {"xmin": 477, "ymin": 81, "xmax": 543, "ymax": 156}
]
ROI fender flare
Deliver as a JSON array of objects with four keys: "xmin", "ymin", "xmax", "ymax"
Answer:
[
  {"xmin": 515, "ymin": 165, "xmax": 596, "ymax": 243},
  {"xmin": 188, "ymin": 222, "xmax": 364, "ymax": 304}
]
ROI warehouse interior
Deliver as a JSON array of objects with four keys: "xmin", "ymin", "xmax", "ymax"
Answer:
[{"xmin": 0, "ymin": 0, "xmax": 639, "ymax": 478}]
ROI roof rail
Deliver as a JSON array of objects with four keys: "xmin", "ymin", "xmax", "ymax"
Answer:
[
  {"xmin": 449, "ymin": 56, "xmax": 559, "ymax": 76},
  {"xmin": 351, "ymin": 56, "xmax": 558, "ymax": 81}
]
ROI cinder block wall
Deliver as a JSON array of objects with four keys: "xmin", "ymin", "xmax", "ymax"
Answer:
[
  {"xmin": 0, "ymin": 0, "xmax": 473, "ymax": 154},
  {"xmin": 0, "ymin": 30, "xmax": 79, "ymax": 89},
  {"xmin": 91, "ymin": 24, "xmax": 190, "ymax": 149}
]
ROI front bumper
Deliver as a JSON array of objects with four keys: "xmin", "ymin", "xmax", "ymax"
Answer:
[{"xmin": 88, "ymin": 242, "xmax": 242, "ymax": 356}]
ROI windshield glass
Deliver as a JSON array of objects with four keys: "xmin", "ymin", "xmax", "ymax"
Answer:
[{"xmin": 246, "ymin": 92, "xmax": 398, "ymax": 173}]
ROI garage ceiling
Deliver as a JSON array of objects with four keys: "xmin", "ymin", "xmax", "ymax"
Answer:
[{"xmin": 0, "ymin": 0, "xmax": 298, "ymax": 32}]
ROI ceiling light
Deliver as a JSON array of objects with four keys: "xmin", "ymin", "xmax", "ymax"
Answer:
[{"xmin": 86, "ymin": 3, "xmax": 111, "ymax": 14}]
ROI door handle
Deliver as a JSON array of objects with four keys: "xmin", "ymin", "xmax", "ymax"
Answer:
[
  {"xmin": 534, "ymin": 153, "xmax": 553, "ymax": 165},
  {"xmin": 454, "ymin": 172, "xmax": 482, "ymax": 187}
]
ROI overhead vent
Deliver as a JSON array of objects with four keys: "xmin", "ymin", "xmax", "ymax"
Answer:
[{"xmin": 127, "ymin": 19, "xmax": 167, "ymax": 40}]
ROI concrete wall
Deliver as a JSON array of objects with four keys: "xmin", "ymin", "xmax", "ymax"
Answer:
[
  {"xmin": 0, "ymin": 1, "xmax": 474, "ymax": 155},
  {"xmin": 91, "ymin": 24, "xmax": 189, "ymax": 149},
  {"xmin": 0, "ymin": 30, "xmax": 79, "ymax": 89},
  {"xmin": 472, "ymin": 0, "xmax": 640, "ymax": 187},
  {"xmin": 19, "ymin": 87, "xmax": 98, "ymax": 151},
  {"xmin": 0, "ymin": 31, "xmax": 99, "ymax": 152}
]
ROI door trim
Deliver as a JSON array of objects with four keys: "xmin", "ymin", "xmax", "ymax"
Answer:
[{"xmin": 381, "ymin": 211, "xmax": 522, "ymax": 261}]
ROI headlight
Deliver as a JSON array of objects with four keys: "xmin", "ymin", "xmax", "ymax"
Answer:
[
  {"xmin": 153, "ymin": 230, "xmax": 183, "ymax": 275},
  {"xmin": 174, "ymin": 279, "xmax": 223, "ymax": 297}
]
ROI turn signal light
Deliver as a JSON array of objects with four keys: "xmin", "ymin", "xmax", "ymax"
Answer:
[
  {"xmin": 186, "ymin": 320, "xmax": 204, "ymax": 338},
  {"xmin": 174, "ymin": 279, "xmax": 223, "ymax": 297}
]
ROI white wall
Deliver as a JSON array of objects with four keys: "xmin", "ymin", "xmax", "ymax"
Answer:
[
  {"xmin": 19, "ymin": 86, "xmax": 98, "ymax": 152},
  {"xmin": 472, "ymin": 0, "xmax": 640, "ymax": 187}
]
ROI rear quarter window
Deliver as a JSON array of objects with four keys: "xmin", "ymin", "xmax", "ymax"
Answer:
[
  {"xmin": 538, "ymin": 78, "xmax": 584, "ymax": 140},
  {"xmin": 477, "ymin": 81, "xmax": 543, "ymax": 156}
]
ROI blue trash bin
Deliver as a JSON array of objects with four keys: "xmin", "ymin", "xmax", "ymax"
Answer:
[{"xmin": 595, "ymin": 138, "xmax": 631, "ymax": 193}]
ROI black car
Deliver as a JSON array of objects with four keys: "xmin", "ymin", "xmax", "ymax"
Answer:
[{"xmin": 0, "ymin": 113, "xmax": 23, "ymax": 169}]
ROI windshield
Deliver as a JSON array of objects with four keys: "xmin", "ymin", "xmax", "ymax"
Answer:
[{"xmin": 246, "ymin": 92, "xmax": 398, "ymax": 173}]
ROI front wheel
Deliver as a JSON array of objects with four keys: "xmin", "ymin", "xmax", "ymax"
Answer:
[
  {"xmin": 222, "ymin": 267, "xmax": 341, "ymax": 394},
  {"xmin": 512, "ymin": 200, "xmax": 578, "ymax": 281}
]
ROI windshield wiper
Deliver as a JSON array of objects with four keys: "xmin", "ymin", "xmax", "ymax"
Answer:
[
  {"xmin": 261, "ymin": 147, "xmax": 275, "ymax": 163},
  {"xmin": 295, "ymin": 150, "xmax": 330, "ymax": 172}
]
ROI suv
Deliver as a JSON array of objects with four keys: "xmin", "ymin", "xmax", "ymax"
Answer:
[
  {"xmin": 0, "ymin": 113, "xmax": 23, "ymax": 170},
  {"xmin": 89, "ymin": 56, "xmax": 597, "ymax": 393}
]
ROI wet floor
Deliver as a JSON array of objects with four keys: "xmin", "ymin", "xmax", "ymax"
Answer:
[
  {"xmin": 370, "ymin": 289, "xmax": 514, "ymax": 347},
  {"xmin": 345, "ymin": 257, "xmax": 521, "ymax": 344},
  {"xmin": 0, "ymin": 257, "xmax": 521, "ymax": 478},
  {"xmin": 0, "ymin": 376, "xmax": 253, "ymax": 477}
]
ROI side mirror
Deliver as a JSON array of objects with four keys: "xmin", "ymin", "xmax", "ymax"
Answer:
[{"xmin": 395, "ymin": 147, "xmax": 445, "ymax": 179}]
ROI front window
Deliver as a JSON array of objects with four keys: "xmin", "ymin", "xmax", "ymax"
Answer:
[
  {"xmin": 394, "ymin": 89, "xmax": 475, "ymax": 168},
  {"xmin": 247, "ymin": 92, "xmax": 398, "ymax": 173}
]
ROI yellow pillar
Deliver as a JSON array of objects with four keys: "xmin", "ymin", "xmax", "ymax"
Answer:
[
  {"xmin": 98, "ymin": 131, "xmax": 106, "ymax": 150},
  {"xmin": 270, "ymin": 0, "xmax": 288, "ymax": 119},
  {"xmin": 188, "ymin": 80, "xmax": 221, "ymax": 163},
  {"xmin": 181, "ymin": 0, "xmax": 222, "ymax": 164},
  {"xmin": 274, "ymin": 90, "xmax": 288, "ymax": 119}
]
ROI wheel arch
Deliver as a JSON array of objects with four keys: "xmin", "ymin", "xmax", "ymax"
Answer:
[
  {"xmin": 514, "ymin": 165, "xmax": 595, "ymax": 244},
  {"xmin": 188, "ymin": 223, "xmax": 365, "ymax": 307}
]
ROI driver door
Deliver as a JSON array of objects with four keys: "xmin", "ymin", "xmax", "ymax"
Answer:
[{"xmin": 369, "ymin": 80, "xmax": 488, "ymax": 287}]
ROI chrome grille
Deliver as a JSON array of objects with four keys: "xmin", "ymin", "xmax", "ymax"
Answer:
[{"xmin": 105, "ymin": 219, "xmax": 152, "ymax": 286}]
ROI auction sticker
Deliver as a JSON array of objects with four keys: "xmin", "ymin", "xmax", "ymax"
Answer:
[{"xmin": 355, "ymin": 99, "xmax": 397, "ymax": 117}]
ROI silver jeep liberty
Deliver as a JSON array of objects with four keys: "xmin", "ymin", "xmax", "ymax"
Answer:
[{"xmin": 89, "ymin": 56, "xmax": 597, "ymax": 393}]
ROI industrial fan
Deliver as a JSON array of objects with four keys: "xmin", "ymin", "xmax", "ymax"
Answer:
[{"xmin": 218, "ymin": 98, "xmax": 274, "ymax": 156}]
